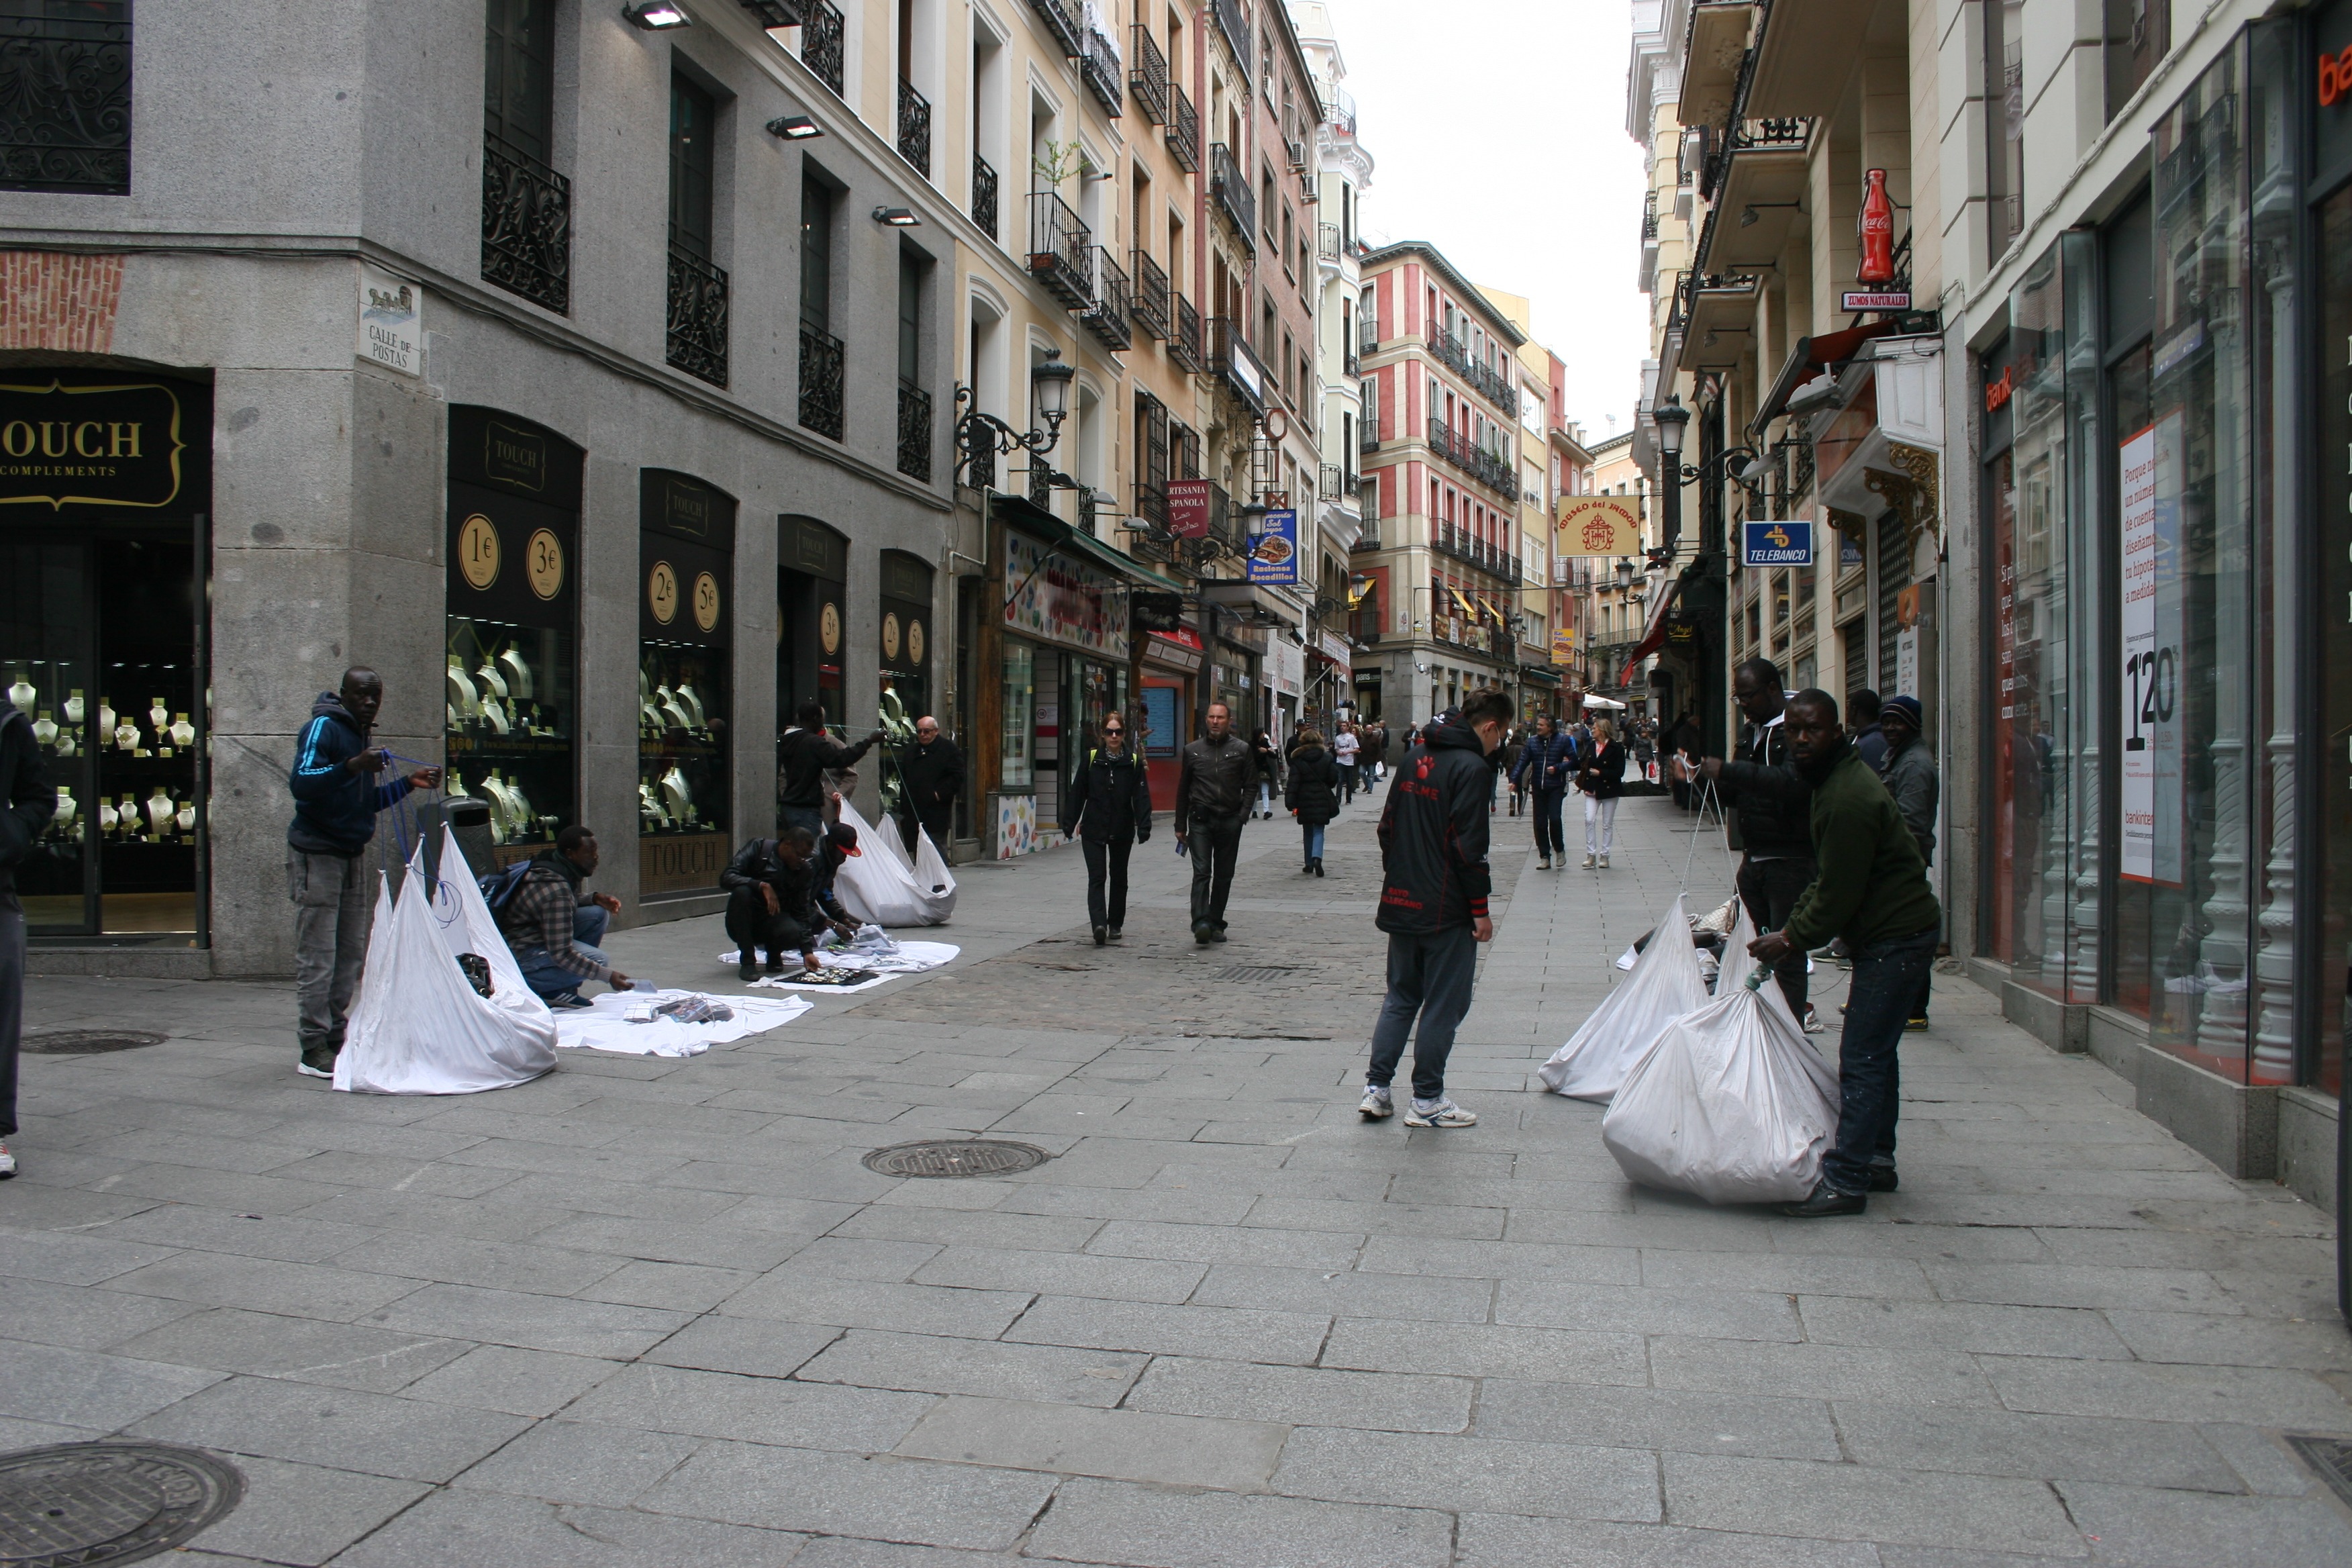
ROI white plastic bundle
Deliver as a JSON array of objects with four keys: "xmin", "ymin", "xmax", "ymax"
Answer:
[
  {"xmin": 336, "ymin": 828, "xmax": 558, "ymax": 1095},
  {"xmin": 1539, "ymin": 895, "xmax": 1710, "ymax": 1102},
  {"xmin": 1600, "ymin": 961, "xmax": 1841, "ymax": 1204},
  {"xmin": 832, "ymin": 797, "xmax": 957, "ymax": 926}
]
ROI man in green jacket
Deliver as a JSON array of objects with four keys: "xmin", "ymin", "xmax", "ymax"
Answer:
[{"xmin": 1749, "ymin": 689, "xmax": 1941, "ymax": 1217}]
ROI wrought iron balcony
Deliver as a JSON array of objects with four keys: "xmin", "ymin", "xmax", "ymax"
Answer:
[
  {"xmin": 1318, "ymin": 222, "xmax": 1340, "ymax": 263},
  {"xmin": 1129, "ymin": 23, "xmax": 1169, "ymax": 125},
  {"xmin": 0, "ymin": 0, "xmax": 130, "ymax": 194},
  {"xmin": 481, "ymin": 135, "xmax": 571, "ymax": 314},
  {"xmin": 965, "ymin": 435, "xmax": 996, "ymax": 491},
  {"xmin": 971, "ymin": 152, "xmax": 999, "ymax": 240},
  {"xmin": 897, "ymin": 77, "xmax": 931, "ymax": 177},
  {"xmin": 1641, "ymin": 187, "xmax": 1659, "ymax": 242},
  {"xmin": 1171, "ymin": 295, "xmax": 1205, "ymax": 373},
  {"xmin": 1133, "ymin": 478, "xmax": 1169, "ymax": 531},
  {"xmin": 1344, "ymin": 346, "xmax": 1361, "ymax": 379},
  {"xmin": 1212, "ymin": 0, "xmax": 1250, "ymax": 68},
  {"xmin": 1081, "ymin": 25, "xmax": 1123, "ymax": 113},
  {"xmin": 1318, "ymin": 463, "xmax": 1345, "ymax": 502},
  {"xmin": 1430, "ymin": 329, "xmax": 1469, "ymax": 375},
  {"xmin": 1165, "ymin": 79, "xmax": 1199, "ymax": 172},
  {"xmin": 1210, "ymin": 142, "xmax": 1255, "ymax": 248},
  {"xmin": 1359, "ymin": 317, "xmax": 1377, "ymax": 353},
  {"xmin": 1359, "ymin": 421, "xmax": 1379, "ymax": 453},
  {"xmin": 1129, "ymin": 248, "xmax": 1171, "ymax": 340},
  {"xmin": 1208, "ymin": 317, "xmax": 1267, "ymax": 415},
  {"xmin": 798, "ymin": 323, "xmax": 844, "ymax": 440},
  {"xmin": 1028, "ymin": 0, "xmax": 1083, "ymax": 57},
  {"xmin": 1206, "ymin": 481, "xmax": 1239, "ymax": 550},
  {"xmin": 1081, "ymin": 248, "xmax": 1132, "ymax": 350},
  {"xmin": 1026, "ymin": 191, "xmax": 1093, "ymax": 309},
  {"xmin": 897, "ymin": 381, "xmax": 933, "ymax": 481},
  {"xmin": 799, "ymin": 0, "xmax": 844, "ymax": 95},
  {"xmin": 734, "ymin": 0, "xmax": 806, "ymax": 23},
  {"xmin": 666, "ymin": 241, "xmax": 729, "ymax": 387}
]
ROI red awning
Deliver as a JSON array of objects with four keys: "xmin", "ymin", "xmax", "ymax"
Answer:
[{"xmin": 1618, "ymin": 576, "xmax": 1684, "ymax": 681}]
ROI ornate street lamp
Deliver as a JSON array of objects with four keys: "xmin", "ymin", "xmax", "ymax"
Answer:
[{"xmin": 954, "ymin": 349, "xmax": 1075, "ymax": 489}]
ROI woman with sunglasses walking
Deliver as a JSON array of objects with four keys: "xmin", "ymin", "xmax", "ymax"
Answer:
[{"xmin": 1060, "ymin": 716, "xmax": 1154, "ymax": 945}]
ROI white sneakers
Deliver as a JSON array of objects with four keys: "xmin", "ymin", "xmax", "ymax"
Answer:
[
  {"xmin": 1598, "ymin": 853, "xmax": 1610, "ymax": 869},
  {"xmin": 1404, "ymin": 1097, "xmax": 1477, "ymax": 1128},
  {"xmin": 1581, "ymin": 853, "xmax": 1596, "ymax": 869},
  {"xmin": 1358, "ymin": 1086, "xmax": 1393, "ymax": 1119},
  {"xmin": 0, "ymin": 1140, "xmax": 15, "ymax": 1179},
  {"xmin": 1536, "ymin": 854, "xmax": 1551, "ymax": 871}
]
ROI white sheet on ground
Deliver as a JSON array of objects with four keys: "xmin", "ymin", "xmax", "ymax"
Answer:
[
  {"xmin": 553, "ymin": 987, "xmax": 813, "ymax": 1056},
  {"xmin": 718, "ymin": 936, "xmax": 959, "ymax": 979},
  {"xmin": 1600, "ymin": 963, "xmax": 1842, "ymax": 1204},
  {"xmin": 1539, "ymin": 895, "xmax": 1708, "ymax": 1102},
  {"xmin": 832, "ymin": 797, "xmax": 957, "ymax": 926},
  {"xmin": 336, "ymin": 830, "xmax": 558, "ymax": 1094}
]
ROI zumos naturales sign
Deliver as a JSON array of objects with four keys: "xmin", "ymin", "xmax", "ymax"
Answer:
[{"xmin": 0, "ymin": 377, "xmax": 189, "ymax": 511}]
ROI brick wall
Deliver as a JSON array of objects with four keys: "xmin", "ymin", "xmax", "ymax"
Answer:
[{"xmin": 0, "ymin": 251, "xmax": 124, "ymax": 353}]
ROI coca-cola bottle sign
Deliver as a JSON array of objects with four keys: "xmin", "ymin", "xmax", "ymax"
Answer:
[{"xmin": 1857, "ymin": 168, "xmax": 1896, "ymax": 286}]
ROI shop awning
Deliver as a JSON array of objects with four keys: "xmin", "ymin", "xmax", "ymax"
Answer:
[
  {"xmin": 1447, "ymin": 586, "xmax": 1478, "ymax": 619},
  {"xmin": 1751, "ymin": 318, "xmax": 1907, "ymax": 437},
  {"xmin": 1478, "ymin": 597, "xmax": 1508, "ymax": 626},
  {"xmin": 1619, "ymin": 575, "xmax": 1685, "ymax": 679},
  {"xmin": 989, "ymin": 491, "xmax": 1187, "ymax": 592}
]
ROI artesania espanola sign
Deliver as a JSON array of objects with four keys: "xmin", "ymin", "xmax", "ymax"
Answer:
[{"xmin": 0, "ymin": 377, "xmax": 187, "ymax": 511}]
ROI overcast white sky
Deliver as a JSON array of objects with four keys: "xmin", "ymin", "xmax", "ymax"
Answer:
[{"xmin": 1325, "ymin": 0, "xmax": 1651, "ymax": 440}]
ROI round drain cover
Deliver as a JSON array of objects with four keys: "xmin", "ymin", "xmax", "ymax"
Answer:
[
  {"xmin": 862, "ymin": 1139, "xmax": 1050, "ymax": 1179},
  {"xmin": 0, "ymin": 1442, "xmax": 244, "ymax": 1566},
  {"xmin": 21, "ymin": 1031, "xmax": 164, "ymax": 1056}
]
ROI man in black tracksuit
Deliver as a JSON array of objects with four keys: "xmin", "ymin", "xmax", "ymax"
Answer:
[
  {"xmin": 1361, "ymin": 691, "xmax": 1510, "ymax": 1128},
  {"xmin": 0, "ymin": 699, "xmax": 58, "ymax": 1177},
  {"xmin": 1174, "ymin": 701, "xmax": 1253, "ymax": 944},
  {"xmin": 722, "ymin": 823, "xmax": 857, "ymax": 979},
  {"xmin": 1700, "ymin": 657, "xmax": 1818, "ymax": 1026},
  {"xmin": 1060, "ymin": 715, "xmax": 1153, "ymax": 945}
]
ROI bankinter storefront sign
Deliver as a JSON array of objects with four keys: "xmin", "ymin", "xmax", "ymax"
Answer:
[{"xmin": 0, "ymin": 379, "xmax": 187, "ymax": 511}]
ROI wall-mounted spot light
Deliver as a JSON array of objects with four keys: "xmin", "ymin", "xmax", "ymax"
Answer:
[
  {"xmin": 767, "ymin": 115, "xmax": 823, "ymax": 140},
  {"xmin": 624, "ymin": 1, "xmax": 691, "ymax": 28},
  {"xmin": 873, "ymin": 207, "xmax": 922, "ymax": 227}
]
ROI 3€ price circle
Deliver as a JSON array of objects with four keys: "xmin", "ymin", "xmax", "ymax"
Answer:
[{"xmin": 526, "ymin": 528, "xmax": 565, "ymax": 600}]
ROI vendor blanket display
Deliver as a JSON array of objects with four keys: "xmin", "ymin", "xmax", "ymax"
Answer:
[
  {"xmin": 554, "ymin": 987, "xmax": 812, "ymax": 1057},
  {"xmin": 336, "ymin": 830, "xmax": 558, "ymax": 1094},
  {"xmin": 1539, "ymin": 895, "xmax": 1710, "ymax": 1103},
  {"xmin": 1600, "ymin": 965, "xmax": 1841, "ymax": 1204},
  {"xmin": 717, "ymin": 936, "xmax": 961, "ymax": 993},
  {"xmin": 832, "ymin": 798, "xmax": 957, "ymax": 926}
]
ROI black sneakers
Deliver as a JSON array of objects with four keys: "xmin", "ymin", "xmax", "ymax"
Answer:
[
  {"xmin": 1093, "ymin": 925, "xmax": 1108, "ymax": 946},
  {"xmin": 297, "ymin": 1046, "xmax": 338, "ymax": 1079},
  {"xmin": 1781, "ymin": 1180, "xmax": 1867, "ymax": 1218}
]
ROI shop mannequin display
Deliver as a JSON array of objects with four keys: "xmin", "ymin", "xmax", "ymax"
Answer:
[
  {"xmin": 481, "ymin": 695, "xmax": 510, "ymax": 735},
  {"xmin": 52, "ymin": 732, "xmax": 72, "ymax": 758},
  {"xmin": 168, "ymin": 713, "xmax": 195, "ymax": 748},
  {"xmin": 116, "ymin": 795, "xmax": 135, "ymax": 838},
  {"xmin": 51, "ymin": 787, "xmax": 75, "ymax": 832},
  {"xmin": 62, "ymin": 691, "xmax": 82, "ymax": 726},
  {"xmin": 657, "ymin": 685, "xmax": 691, "ymax": 732},
  {"xmin": 95, "ymin": 699, "xmax": 114, "ymax": 748},
  {"xmin": 7, "ymin": 674, "xmax": 32, "ymax": 715},
  {"xmin": 497, "ymin": 646, "xmax": 533, "ymax": 701},
  {"xmin": 659, "ymin": 765, "xmax": 691, "ymax": 824},
  {"xmin": 475, "ymin": 661, "xmax": 508, "ymax": 702},
  {"xmin": 677, "ymin": 683, "xmax": 706, "ymax": 730},
  {"xmin": 95, "ymin": 799, "xmax": 115, "ymax": 834},
  {"xmin": 148, "ymin": 698, "xmax": 168, "ymax": 735},
  {"xmin": 638, "ymin": 781, "xmax": 668, "ymax": 830},
  {"xmin": 446, "ymin": 656, "xmax": 479, "ymax": 718},
  {"xmin": 114, "ymin": 722, "xmax": 138, "ymax": 753},
  {"xmin": 145, "ymin": 789, "xmax": 173, "ymax": 836},
  {"xmin": 30, "ymin": 713, "xmax": 54, "ymax": 747},
  {"xmin": 175, "ymin": 802, "xmax": 195, "ymax": 835}
]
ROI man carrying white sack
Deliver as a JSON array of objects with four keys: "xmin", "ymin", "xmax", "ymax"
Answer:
[{"xmin": 1746, "ymin": 690, "xmax": 1941, "ymax": 1217}]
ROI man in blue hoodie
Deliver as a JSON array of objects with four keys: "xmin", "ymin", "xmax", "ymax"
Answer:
[{"xmin": 287, "ymin": 668, "xmax": 440, "ymax": 1078}]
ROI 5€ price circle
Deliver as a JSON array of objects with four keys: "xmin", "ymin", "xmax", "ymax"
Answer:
[{"xmin": 693, "ymin": 571, "xmax": 720, "ymax": 632}]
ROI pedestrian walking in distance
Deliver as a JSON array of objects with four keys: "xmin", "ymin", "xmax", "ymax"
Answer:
[
  {"xmin": 1873, "ymin": 693, "xmax": 1939, "ymax": 1030},
  {"xmin": 1745, "ymin": 691, "xmax": 1941, "ymax": 1215},
  {"xmin": 721, "ymin": 823, "xmax": 857, "ymax": 977},
  {"xmin": 1175, "ymin": 701, "xmax": 1253, "ymax": 944},
  {"xmin": 1361, "ymin": 687, "xmax": 1510, "ymax": 1128},
  {"xmin": 1285, "ymin": 727, "xmax": 1340, "ymax": 876},
  {"xmin": 1577, "ymin": 716, "xmax": 1626, "ymax": 869},
  {"xmin": 1332, "ymin": 721, "xmax": 1361, "ymax": 803},
  {"xmin": 1514, "ymin": 713, "xmax": 1573, "ymax": 871},
  {"xmin": 1061, "ymin": 714, "xmax": 1152, "ymax": 944},
  {"xmin": 1500, "ymin": 726, "xmax": 1526, "ymax": 817},
  {"xmin": 1248, "ymin": 726, "xmax": 1281, "ymax": 820},
  {"xmin": 286, "ymin": 667, "xmax": 441, "ymax": 1079},
  {"xmin": 1699, "ymin": 657, "xmax": 1824, "ymax": 1032},
  {"xmin": 894, "ymin": 715, "xmax": 962, "ymax": 854},
  {"xmin": 0, "ymin": 690, "xmax": 58, "ymax": 1177}
]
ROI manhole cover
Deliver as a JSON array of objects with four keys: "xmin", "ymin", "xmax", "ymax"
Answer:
[
  {"xmin": 20, "ymin": 1031, "xmax": 164, "ymax": 1056},
  {"xmin": 862, "ymin": 1139, "xmax": 1050, "ymax": 1179},
  {"xmin": 2287, "ymin": 1434, "xmax": 2352, "ymax": 1509},
  {"xmin": 1215, "ymin": 966, "xmax": 1297, "ymax": 982},
  {"xmin": 0, "ymin": 1442, "xmax": 244, "ymax": 1566}
]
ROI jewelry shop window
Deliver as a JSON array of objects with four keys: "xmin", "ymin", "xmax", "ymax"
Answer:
[
  {"xmin": 639, "ymin": 469, "xmax": 734, "ymax": 899},
  {"xmin": 445, "ymin": 406, "xmax": 583, "ymax": 865}
]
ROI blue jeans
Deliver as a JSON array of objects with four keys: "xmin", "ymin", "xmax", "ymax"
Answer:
[
  {"xmin": 1301, "ymin": 823, "xmax": 1326, "ymax": 861},
  {"xmin": 1366, "ymin": 926, "xmax": 1478, "ymax": 1102},
  {"xmin": 1819, "ymin": 923, "xmax": 1940, "ymax": 1195},
  {"xmin": 1532, "ymin": 788, "xmax": 1566, "ymax": 858},
  {"xmin": 514, "ymin": 903, "xmax": 611, "ymax": 999}
]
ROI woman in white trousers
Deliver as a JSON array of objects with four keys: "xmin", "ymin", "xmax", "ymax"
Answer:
[{"xmin": 1577, "ymin": 717, "xmax": 1626, "ymax": 869}]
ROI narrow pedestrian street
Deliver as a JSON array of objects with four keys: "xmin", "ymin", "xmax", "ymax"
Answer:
[{"xmin": 4, "ymin": 792, "xmax": 2347, "ymax": 1566}]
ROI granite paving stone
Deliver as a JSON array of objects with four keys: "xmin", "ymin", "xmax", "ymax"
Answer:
[
  {"xmin": 330, "ymin": 1489, "xmax": 812, "ymax": 1567},
  {"xmin": 894, "ymin": 1394, "xmax": 1287, "ymax": 1489},
  {"xmin": 1271, "ymin": 1424, "xmax": 1662, "ymax": 1521},
  {"xmin": 127, "ymin": 1373, "xmax": 531, "ymax": 1483},
  {"xmin": 168, "ymin": 1454, "xmax": 430, "ymax": 1567},
  {"xmin": 794, "ymin": 1328, "xmax": 1147, "ymax": 1406},
  {"xmin": 1023, "ymin": 1477, "xmax": 1456, "ymax": 1568},
  {"xmin": 636, "ymin": 1440, "xmax": 1059, "ymax": 1550},
  {"xmin": 1127, "ymin": 1355, "xmax": 1474, "ymax": 1432}
]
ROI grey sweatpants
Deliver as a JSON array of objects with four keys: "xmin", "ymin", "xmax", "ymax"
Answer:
[
  {"xmin": 1365, "ymin": 925, "xmax": 1479, "ymax": 1103},
  {"xmin": 289, "ymin": 847, "xmax": 371, "ymax": 1055},
  {"xmin": 0, "ymin": 900, "xmax": 21, "ymax": 1136}
]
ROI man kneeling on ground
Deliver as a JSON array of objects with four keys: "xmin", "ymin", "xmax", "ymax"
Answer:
[
  {"xmin": 722, "ymin": 823, "xmax": 859, "ymax": 979},
  {"xmin": 498, "ymin": 826, "xmax": 633, "ymax": 1006}
]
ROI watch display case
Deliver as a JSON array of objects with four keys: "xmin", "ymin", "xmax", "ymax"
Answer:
[
  {"xmin": 640, "ymin": 470, "xmax": 734, "ymax": 898},
  {"xmin": 444, "ymin": 617, "xmax": 573, "ymax": 852}
]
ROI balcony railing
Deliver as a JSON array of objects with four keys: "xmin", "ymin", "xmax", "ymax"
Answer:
[
  {"xmin": 736, "ymin": 0, "xmax": 805, "ymax": 22},
  {"xmin": 1081, "ymin": 248, "xmax": 1132, "ymax": 350},
  {"xmin": 971, "ymin": 152, "xmax": 998, "ymax": 240},
  {"xmin": 897, "ymin": 77, "xmax": 931, "ymax": 177},
  {"xmin": 1318, "ymin": 222, "xmax": 1340, "ymax": 262},
  {"xmin": 1641, "ymin": 187, "xmax": 1659, "ymax": 242},
  {"xmin": 1344, "ymin": 346, "xmax": 1359, "ymax": 378},
  {"xmin": 1210, "ymin": 142, "xmax": 1255, "ymax": 248},
  {"xmin": 1359, "ymin": 421, "xmax": 1379, "ymax": 453},
  {"xmin": 897, "ymin": 381, "xmax": 933, "ymax": 481},
  {"xmin": 1028, "ymin": 0, "xmax": 1082, "ymax": 56},
  {"xmin": 1130, "ymin": 248, "xmax": 1171, "ymax": 340},
  {"xmin": 1208, "ymin": 317, "xmax": 1267, "ymax": 413},
  {"xmin": 1027, "ymin": 191, "xmax": 1093, "ymax": 309},
  {"xmin": 1212, "ymin": 0, "xmax": 1250, "ymax": 68},
  {"xmin": 1359, "ymin": 317, "xmax": 1377, "ymax": 353},
  {"xmin": 481, "ymin": 135, "xmax": 571, "ymax": 314},
  {"xmin": 666, "ymin": 242, "xmax": 729, "ymax": 387},
  {"xmin": 1166, "ymin": 79, "xmax": 1199, "ymax": 172},
  {"xmin": 1129, "ymin": 23, "xmax": 1168, "ymax": 125},
  {"xmin": 797, "ymin": 323, "xmax": 844, "ymax": 440},
  {"xmin": 1318, "ymin": 463, "xmax": 1346, "ymax": 502},
  {"xmin": 1431, "ymin": 328, "xmax": 1469, "ymax": 375},
  {"xmin": 1170, "ymin": 295, "xmax": 1205, "ymax": 373},
  {"xmin": 1081, "ymin": 24, "xmax": 1123, "ymax": 114},
  {"xmin": 799, "ymin": 0, "xmax": 844, "ymax": 95}
]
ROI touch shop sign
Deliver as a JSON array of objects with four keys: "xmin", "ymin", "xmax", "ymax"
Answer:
[{"xmin": 0, "ymin": 378, "xmax": 187, "ymax": 511}]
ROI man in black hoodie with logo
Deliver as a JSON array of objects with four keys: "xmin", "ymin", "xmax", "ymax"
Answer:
[
  {"xmin": 1699, "ymin": 657, "xmax": 1821, "ymax": 1030},
  {"xmin": 285, "ymin": 669, "xmax": 440, "ymax": 1077},
  {"xmin": 1359, "ymin": 689, "xmax": 1509, "ymax": 1129},
  {"xmin": 1, "ymin": 696, "xmax": 58, "ymax": 1177}
]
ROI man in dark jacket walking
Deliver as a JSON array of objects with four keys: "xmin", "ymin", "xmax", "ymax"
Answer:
[
  {"xmin": 1175, "ymin": 701, "xmax": 1253, "ymax": 944},
  {"xmin": 722, "ymin": 823, "xmax": 858, "ymax": 977},
  {"xmin": 1361, "ymin": 689, "xmax": 1510, "ymax": 1128},
  {"xmin": 286, "ymin": 669, "xmax": 440, "ymax": 1077},
  {"xmin": 1061, "ymin": 714, "xmax": 1152, "ymax": 944},
  {"xmin": 1699, "ymin": 658, "xmax": 1820, "ymax": 1030},
  {"xmin": 1875, "ymin": 693, "xmax": 1939, "ymax": 1029},
  {"xmin": 1748, "ymin": 691, "xmax": 1942, "ymax": 1216},
  {"xmin": 1513, "ymin": 714, "xmax": 1575, "ymax": 870},
  {"xmin": 894, "ymin": 716, "xmax": 962, "ymax": 853},
  {"xmin": 0, "ymin": 698, "xmax": 58, "ymax": 1176}
]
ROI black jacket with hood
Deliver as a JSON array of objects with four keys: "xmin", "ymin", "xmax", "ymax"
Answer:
[
  {"xmin": 0, "ymin": 706, "xmax": 58, "ymax": 906},
  {"xmin": 777, "ymin": 726, "xmax": 879, "ymax": 810},
  {"xmin": 287, "ymin": 692, "xmax": 412, "ymax": 856},
  {"xmin": 1285, "ymin": 744, "xmax": 1341, "ymax": 827},
  {"xmin": 1374, "ymin": 717, "xmax": 1493, "ymax": 934},
  {"xmin": 1061, "ymin": 744, "xmax": 1153, "ymax": 843},
  {"xmin": 1716, "ymin": 714, "xmax": 1814, "ymax": 859}
]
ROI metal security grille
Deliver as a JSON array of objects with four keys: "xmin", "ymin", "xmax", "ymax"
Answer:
[
  {"xmin": 23, "ymin": 1029, "xmax": 162, "ymax": 1054},
  {"xmin": 863, "ymin": 1139, "xmax": 1050, "ymax": 1178},
  {"xmin": 0, "ymin": 1442, "xmax": 244, "ymax": 1564},
  {"xmin": 2288, "ymin": 1435, "xmax": 2352, "ymax": 1510},
  {"xmin": 1215, "ymin": 965, "xmax": 1297, "ymax": 982},
  {"xmin": 0, "ymin": 0, "xmax": 132, "ymax": 195}
]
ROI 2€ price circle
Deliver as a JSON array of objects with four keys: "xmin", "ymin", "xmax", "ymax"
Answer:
[
  {"xmin": 693, "ymin": 571, "xmax": 720, "ymax": 632},
  {"xmin": 526, "ymin": 528, "xmax": 565, "ymax": 600},
  {"xmin": 458, "ymin": 514, "xmax": 500, "ymax": 590},
  {"xmin": 647, "ymin": 560, "xmax": 678, "ymax": 625}
]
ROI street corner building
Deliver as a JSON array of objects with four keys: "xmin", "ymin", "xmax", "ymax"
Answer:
[{"xmin": 0, "ymin": 0, "xmax": 967, "ymax": 979}]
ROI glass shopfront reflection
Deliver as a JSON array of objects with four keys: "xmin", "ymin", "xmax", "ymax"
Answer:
[{"xmin": 638, "ymin": 470, "xmax": 734, "ymax": 900}]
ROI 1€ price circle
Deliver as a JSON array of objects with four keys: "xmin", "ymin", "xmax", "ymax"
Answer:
[
  {"xmin": 648, "ymin": 560, "xmax": 679, "ymax": 625},
  {"xmin": 526, "ymin": 528, "xmax": 565, "ymax": 600},
  {"xmin": 458, "ymin": 514, "xmax": 500, "ymax": 590}
]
